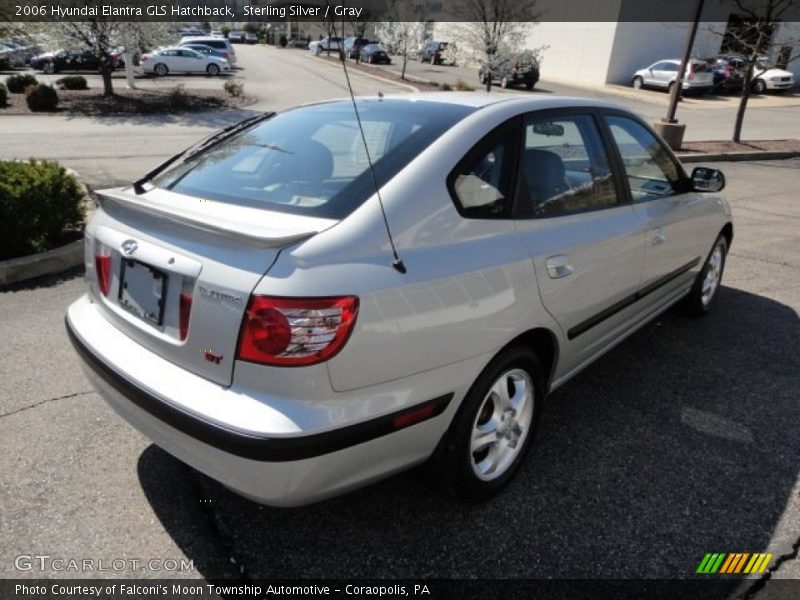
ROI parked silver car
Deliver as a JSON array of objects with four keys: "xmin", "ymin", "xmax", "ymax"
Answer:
[
  {"xmin": 67, "ymin": 94, "xmax": 732, "ymax": 506},
  {"xmin": 632, "ymin": 59, "xmax": 714, "ymax": 93}
]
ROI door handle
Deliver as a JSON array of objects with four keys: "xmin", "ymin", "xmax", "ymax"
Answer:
[
  {"xmin": 652, "ymin": 228, "xmax": 666, "ymax": 246},
  {"xmin": 546, "ymin": 255, "xmax": 573, "ymax": 279}
]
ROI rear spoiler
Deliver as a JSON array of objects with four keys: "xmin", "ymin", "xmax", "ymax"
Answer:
[{"xmin": 96, "ymin": 189, "xmax": 321, "ymax": 249}]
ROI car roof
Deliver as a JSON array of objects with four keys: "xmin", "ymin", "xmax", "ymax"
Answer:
[{"xmin": 374, "ymin": 92, "xmax": 626, "ymax": 112}]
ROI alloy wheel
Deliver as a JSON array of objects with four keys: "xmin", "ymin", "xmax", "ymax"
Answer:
[{"xmin": 470, "ymin": 369, "xmax": 534, "ymax": 481}]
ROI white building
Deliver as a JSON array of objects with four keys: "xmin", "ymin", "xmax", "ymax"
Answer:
[{"xmin": 432, "ymin": 0, "xmax": 800, "ymax": 87}]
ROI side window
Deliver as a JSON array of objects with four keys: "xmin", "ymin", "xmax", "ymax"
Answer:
[
  {"xmin": 605, "ymin": 115, "xmax": 682, "ymax": 202},
  {"xmin": 449, "ymin": 123, "xmax": 516, "ymax": 219},
  {"xmin": 519, "ymin": 114, "xmax": 617, "ymax": 217}
]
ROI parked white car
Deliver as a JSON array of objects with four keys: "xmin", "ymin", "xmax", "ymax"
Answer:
[
  {"xmin": 632, "ymin": 59, "xmax": 714, "ymax": 93},
  {"xmin": 752, "ymin": 62, "xmax": 795, "ymax": 93},
  {"xmin": 178, "ymin": 36, "xmax": 236, "ymax": 65},
  {"xmin": 308, "ymin": 36, "xmax": 343, "ymax": 55},
  {"xmin": 140, "ymin": 47, "xmax": 230, "ymax": 76},
  {"xmin": 67, "ymin": 94, "xmax": 732, "ymax": 506}
]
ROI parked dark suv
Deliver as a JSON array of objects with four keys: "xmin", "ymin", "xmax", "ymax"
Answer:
[
  {"xmin": 479, "ymin": 54, "xmax": 540, "ymax": 90},
  {"xmin": 419, "ymin": 41, "xmax": 453, "ymax": 65}
]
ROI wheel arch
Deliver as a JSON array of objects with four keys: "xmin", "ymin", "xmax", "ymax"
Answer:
[
  {"xmin": 720, "ymin": 221, "xmax": 734, "ymax": 248},
  {"xmin": 502, "ymin": 327, "xmax": 559, "ymax": 393}
]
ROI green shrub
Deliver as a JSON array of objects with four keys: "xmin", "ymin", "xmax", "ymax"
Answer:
[
  {"xmin": 6, "ymin": 73, "xmax": 38, "ymax": 94},
  {"xmin": 0, "ymin": 83, "xmax": 6, "ymax": 107},
  {"xmin": 55, "ymin": 75, "xmax": 88, "ymax": 90},
  {"xmin": 223, "ymin": 80, "xmax": 244, "ymax": 98},
  {"xmin": 221, "ymin": 25, "xmax": 230, "ymax": 38},
  {"xmin": 25, "ymin": 84, "xmax": 59, "ymax": 111},
  {"xmin": 0, "ymin": 161, "xmax": 86, "ymax": 260}
]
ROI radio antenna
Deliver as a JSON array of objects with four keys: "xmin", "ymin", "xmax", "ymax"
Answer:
[{"xmin": 331, "ymin": 2, "xmax": 406, "ymax": 274}]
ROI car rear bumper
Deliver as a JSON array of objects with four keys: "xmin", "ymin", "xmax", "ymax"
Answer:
[{"xmin": 66, "ymin": 294, "xmax": 462, "ymax": 506}]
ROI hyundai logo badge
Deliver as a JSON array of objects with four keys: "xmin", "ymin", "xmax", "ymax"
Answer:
[{"xmin": 121, "ymin": 239, "xmax": 138, "ymax": 256}]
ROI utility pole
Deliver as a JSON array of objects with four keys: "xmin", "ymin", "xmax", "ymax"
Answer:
[{"xmin": 652, "ymin": 0, "xmax": 705, "ymax": 149}]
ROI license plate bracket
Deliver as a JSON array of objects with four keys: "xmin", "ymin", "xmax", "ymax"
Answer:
[{"xmin": 118, "ymin": 259, "xmax": 168, "ymax": 326}]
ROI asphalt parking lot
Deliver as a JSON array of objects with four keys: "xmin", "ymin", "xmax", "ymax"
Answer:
[{"xmin": 1, "ymin": 159, "xmax": 798, "ymax": 591}]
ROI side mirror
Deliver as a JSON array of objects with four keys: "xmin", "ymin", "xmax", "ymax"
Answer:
[{"xmin": 691, "ymin": 166, "xmax": 725, "ymax": 192}]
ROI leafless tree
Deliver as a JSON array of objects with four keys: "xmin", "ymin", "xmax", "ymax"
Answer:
[{"xmin": 714, "ymin": 0, "xmax": 800, "ymax": 142}]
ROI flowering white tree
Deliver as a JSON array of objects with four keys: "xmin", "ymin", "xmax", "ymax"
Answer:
[
  {"xmin": 375, "ymin": 0, "xmax": 429, "ymax": 79},
  {"xmin": 437, "ymin": 0, "xmax": 544, "ymax": 91},
  {"xmin": 47, "ymin": 20, "xmax": 172, "ymax": 96}
]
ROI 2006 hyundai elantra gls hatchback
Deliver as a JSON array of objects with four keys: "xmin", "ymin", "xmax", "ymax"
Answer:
[{"xmin": 67, "ymin": 93, "xmax": 732, "ymax": 506}]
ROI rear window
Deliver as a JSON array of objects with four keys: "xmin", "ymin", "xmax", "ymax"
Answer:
[{"xmin": 153, "ymin": 100, "xmax": 475, "ymax": 219}]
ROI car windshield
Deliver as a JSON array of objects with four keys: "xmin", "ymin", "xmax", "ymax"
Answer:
[{"xmin": 153, "ymin": 100, "xmax": 475, "ymax": 219}]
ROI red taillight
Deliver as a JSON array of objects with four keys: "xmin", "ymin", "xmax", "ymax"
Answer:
[
  {"xmin": 179, "ymin": 278, "xmax": 195, "ymax": 341},
  {"xmin": 236, "ymin": 295, "xmax": 359, "ymax": 366},
  {"xmin": 94, "ymin": 244, "xmax": 112, "ymax": 296}
]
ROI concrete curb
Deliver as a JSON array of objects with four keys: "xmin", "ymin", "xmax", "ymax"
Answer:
[
  {"xmin": 0, "ymin": 240, "xmax": 84, "ymax": 286},
  {"xmin": 677, "ymin": 150, "xmax": 800, "ymax": 163},
  {"xmin": 312, "ymin": 55, "xmax": 421, "ymax": 92}
]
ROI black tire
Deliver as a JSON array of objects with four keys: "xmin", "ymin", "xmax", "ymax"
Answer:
[
  {"xmin": 479, "ymin": 71, "xmax": 486, "ymax": 84},
  {"xmin": 525, "ymin": 81, "xmax": 535, "ymax": 90},
  {"xmin": 500, "ymin": 76, "xmax": 509, "ymax": 89},
  {"xmin": 44, "ymin": 62, "xmax": 56, "ymax": 74},
  {"xmin": 752, "ymin": 79, "xmax": 766, "ymax": 94},
  {"xmin": 680, "ymin": 234, "xmax": 728, "ymax": 316},
  {"xmin": 439, "ymin": 346, "xmax": 544, "ymax": 501},
  {"xmin": 369, "ymin": 55, "xmax": 375, "ymax": 64},
  {"xmin": 154, "ymin": 63, "xmax": 168, "ymax": 77},
  {"xmin": 206, "ymin": 63, "xmax": 220, "ymax": 76},
  {"xmin": 632, "ymin": 75, "xmax": 643, "ymax": 89}
]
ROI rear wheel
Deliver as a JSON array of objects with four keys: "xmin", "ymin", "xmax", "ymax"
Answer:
[
  {"xmin": 500, "ymin": 76, "xmax": 509, "ymax": 89},
  {"xmin": 680, "ymin": 235, "xmax": 728, "ymax": 316},
  {"xmin": 43, "ymin": 61, "xmax": 56, "ymax": 74},
  {"xmin": 206, "ymin": 63, "xmax": 220, "ymax": 76},
  {"xmin": 525, "ymin": 81, "xmax": 535, "ymax": 90},
  {"xmin": 154, "ymin": 63, "xmax": 168, "ymax": 77},
  {"xmin": 440, "ymin": 347, "xmax": 543, "ymax": 500},
  {"xmin": 632, "ymin": 75, "xmax": 643, "ymax": 89}
]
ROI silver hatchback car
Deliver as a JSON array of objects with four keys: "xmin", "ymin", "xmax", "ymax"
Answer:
[{"xmin": 67, "ymin": 94, "xmax": 732, "ymax": 506}]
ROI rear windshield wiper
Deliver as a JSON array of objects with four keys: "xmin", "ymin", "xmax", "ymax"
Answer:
[{"xmin": 132, "ymin": 112, "xmax": 275, "ymax": 195}]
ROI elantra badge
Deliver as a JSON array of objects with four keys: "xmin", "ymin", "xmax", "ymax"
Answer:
[{"xmin": 121, "ymin": 239, "xmax": 138, "ymax": 256}]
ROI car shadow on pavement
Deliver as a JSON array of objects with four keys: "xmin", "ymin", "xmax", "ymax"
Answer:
[{"xmin": 137, "ymin": 285, "xmax": 799, "ymax": 583}]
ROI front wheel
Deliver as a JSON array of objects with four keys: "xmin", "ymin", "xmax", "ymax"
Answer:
[
  {"xmin": 500, "ymin": 76, "xmax": 509, "ymax": 89},
  {"xmin": 525, "ymin": 81, "xmax": 535, "ymax": 90},
  {"xmin": 206, "ymin": 63, "xmax": 220, "ymax": 76},
  {"xmin": 154, "ymin": 63, "xmax": 168, "ymax": 77},
  {"xmin": 440, "ymin": 347, "xmax": 543, "ymax": 501},
  {"xmin": 752, "ymin": 78, "xmax": 766, "ymax": 94},
  {"xmin": 632, "ymin": 75, "xmax": 643, "ymax": 89},
  {"xmin": 43, "ymin": 61, "xmax": 56, "ymax": 74},
  {"xmin": 680, "ymin": 235, "xmax": 728, "ymax": 316}
]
